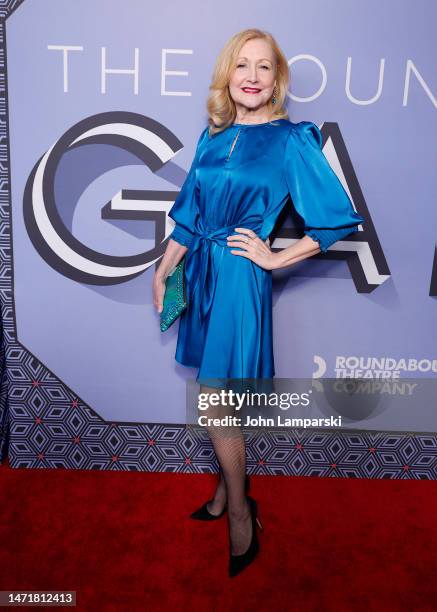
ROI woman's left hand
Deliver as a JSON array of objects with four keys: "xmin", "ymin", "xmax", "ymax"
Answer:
[{"xmin": 227, "ymin": 228, "xmax": 278, "ymax": 270}]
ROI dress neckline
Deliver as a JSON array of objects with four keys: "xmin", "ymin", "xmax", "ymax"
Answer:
[{"xmin": 232, "ymin": 118, "xmax": 285, "ymax": 127}]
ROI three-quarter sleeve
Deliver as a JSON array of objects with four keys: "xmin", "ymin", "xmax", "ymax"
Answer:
[
  {"xmin": 168, "ymin": 126, "xmax": 209, "ymax": 249},
  {"xmin": 284, "ymin": 121, "xmax": 364, "ymax": 253}
]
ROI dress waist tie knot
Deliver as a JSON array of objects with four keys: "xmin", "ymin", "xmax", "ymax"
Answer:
[{"xmin": 185, "ymin": 223, "xmax": 238, "ymax": 324}]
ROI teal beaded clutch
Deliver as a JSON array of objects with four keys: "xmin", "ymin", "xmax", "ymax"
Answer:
[{"xmin": 160, "ymin": 258, "xmax": 188, "ymax": 332}]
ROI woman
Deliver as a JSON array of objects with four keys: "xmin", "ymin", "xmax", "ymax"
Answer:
[{"xmin": 153, "ymin": 28, "xmax": 364, "ymax": 577}]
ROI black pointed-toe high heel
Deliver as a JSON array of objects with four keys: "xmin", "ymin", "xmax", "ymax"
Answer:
[
  {"xmin": 228, "ymin": 495, "xmax": 264, "ymax": 578},
  {"xmin": 189, "ymin": 474, "xmax": 250, "ymax": 521}
]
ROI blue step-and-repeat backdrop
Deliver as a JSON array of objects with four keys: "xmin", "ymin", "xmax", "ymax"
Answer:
[{"xmin": 0, "ymin": 0, "xmax": 436, "ymax": 477}]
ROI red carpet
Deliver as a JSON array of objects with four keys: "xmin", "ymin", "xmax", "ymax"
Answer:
[{"xmin": 1, "ymin": 460, "xmax": 437, "ymax": 611}]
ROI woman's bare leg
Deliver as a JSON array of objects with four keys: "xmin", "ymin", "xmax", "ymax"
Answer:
[{"xmin": 200, "ymin": 384, "xmax": 252, "ymax": 555}]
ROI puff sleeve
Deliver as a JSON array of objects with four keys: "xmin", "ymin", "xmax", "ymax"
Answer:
[
  {"xmin": 167, "ymin": 126, "xmax": 209, "ymax": 249},
  {"xmin": 284, "ymin": 121, "xmax": 364, "ymax": 253}
]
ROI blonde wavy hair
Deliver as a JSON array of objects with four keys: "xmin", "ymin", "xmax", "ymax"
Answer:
[{"xmin": 206, "ymin": 29, "xmax": 290, "ymax": 136}]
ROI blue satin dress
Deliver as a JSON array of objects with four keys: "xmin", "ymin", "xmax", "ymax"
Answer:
[{"xmin": 168, "ymin": 118, "xmax": 364, "ymax": 387}]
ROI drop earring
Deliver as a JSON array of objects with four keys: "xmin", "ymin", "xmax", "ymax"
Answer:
[{"xmin": 271, "ymin": 86, "xmax": 277, "ymax": 105}]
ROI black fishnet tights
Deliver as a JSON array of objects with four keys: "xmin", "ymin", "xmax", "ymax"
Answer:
[{"xmin": 200, "ymin": 384, "xmax": 252, "ymax": 556}]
